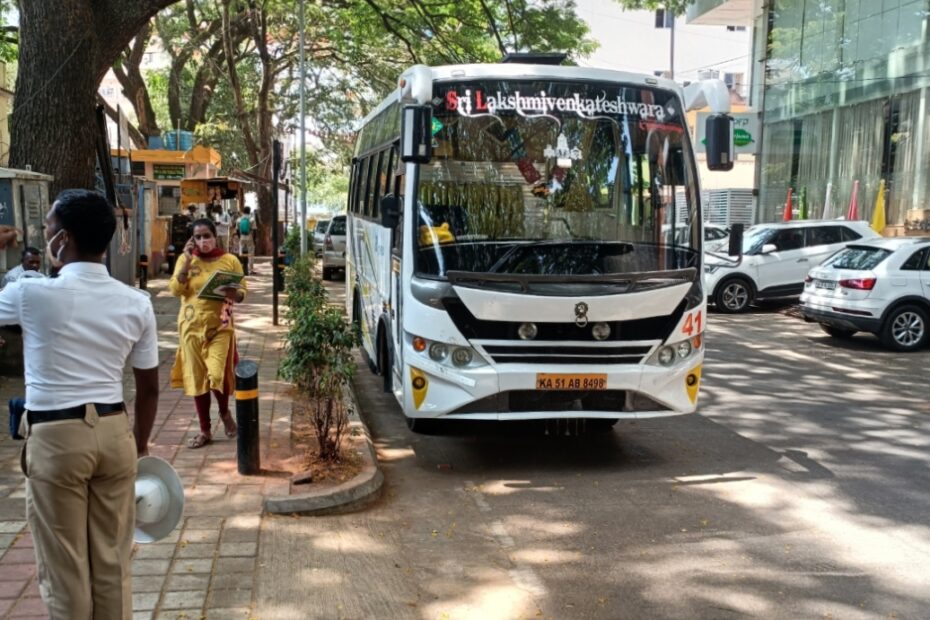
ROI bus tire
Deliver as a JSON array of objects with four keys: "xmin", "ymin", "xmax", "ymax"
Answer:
[
  {"xmin": 586, "ymin": 418, "xmax": 618, "ymax": 433},
  {"xmin": 406, "ymin": 417, "xmax": 439, "ymax": 434},
  {"xmin": 378, "ymin": 329, "xmax": 392, "ymax": 393}
]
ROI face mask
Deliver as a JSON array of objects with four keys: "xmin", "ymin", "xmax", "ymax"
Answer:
[
  {"xmin": 196, "ymin": 237, "xmax": 217, "ymax": 254},
  {"xmin": 45, "ymin": 230, "xmax": 65, "ymax": 269}
]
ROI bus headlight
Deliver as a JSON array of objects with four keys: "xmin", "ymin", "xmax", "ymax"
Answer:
[
  {"xmin": 657, "ymin": 347, "xmax": 675, "ymax": 366},
  {"xmin": 428, "ymin": 342, "xmax": 448, "ymax": 361},
  {"xmin": 451, "ymin": 347, "xmax": 473, "ymax": 367},
  {"xmin": 648, "ymin": 336, "xmax": 703, "ymax": 366},
  {"xmin": 410, "ymin": 334, "xmax": 485, "ymax": 369}
]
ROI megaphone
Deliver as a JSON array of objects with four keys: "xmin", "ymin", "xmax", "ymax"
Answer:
[{"xmin": 134, "ymin": 456, "xmax": 184, "ymax": 544}]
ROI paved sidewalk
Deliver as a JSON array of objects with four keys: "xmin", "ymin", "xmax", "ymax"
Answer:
[{"xmin": 0, "ymin": 258, "xmax": 291, "ymax": 619}]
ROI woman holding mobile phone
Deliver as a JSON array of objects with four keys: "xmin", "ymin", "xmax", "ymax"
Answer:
[{"xmin": 169, "ymin": 218, "xmax": 246, "ymax": 449}]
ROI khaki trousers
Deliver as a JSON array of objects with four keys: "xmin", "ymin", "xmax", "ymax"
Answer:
[{"xmin": 21, "ymin": 407, "xmax": 137, "ymax": 620}]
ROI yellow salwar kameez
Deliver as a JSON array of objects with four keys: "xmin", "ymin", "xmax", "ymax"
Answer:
[{"xmin": 168, "ymin": 253, "xmax": 246, "ymax": 396}]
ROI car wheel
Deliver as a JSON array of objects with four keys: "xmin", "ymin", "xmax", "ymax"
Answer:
[
  {"xmin": 322, "ymin": 267, "xmax": 331, "ymax": 281},
  {"xmin": 881, "ymin": 304, "xmax": 929, "ymax": 351},
  {"xmin": 820, "ymin": 324, "xmax": 856, "ymax": 339},
  {"xmin": 714, "ymin": 277, "xmax": 754, "ymax": 313}
]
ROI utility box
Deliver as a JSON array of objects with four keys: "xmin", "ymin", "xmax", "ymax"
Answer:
[
  {"xmin": 0, "ymin": 168, "xmax": 53, "ymax": 376},
  {"xmin": 0, "ymin": 168, "xmax": 53, "ymax": 276}
]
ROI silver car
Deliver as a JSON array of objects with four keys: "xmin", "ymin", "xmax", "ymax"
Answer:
[
  {"xmin": 322, "ymin": 215, "xmax": 346, "ymax": 280},
  {"xmin": 312, "ymin": 219, "xmax": 330, "ymax": 257}
]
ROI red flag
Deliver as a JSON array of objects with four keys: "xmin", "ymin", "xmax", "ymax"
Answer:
[
  {"xmin": 783, "ymin": 187, "xmax": 793, "ymax": 221},
  {"xmin": 846, "ymin": 180, "xmax": 860, "ymax": 220}
]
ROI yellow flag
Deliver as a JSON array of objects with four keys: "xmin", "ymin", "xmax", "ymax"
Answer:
[{"xmin": 871, "ymin": 179, "xmax": 886, "ymax": 234}]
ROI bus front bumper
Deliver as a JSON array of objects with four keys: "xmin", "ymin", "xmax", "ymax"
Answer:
[{"xmin": 402, "ymin": 358, "xmax": 703, "ymax": 421}]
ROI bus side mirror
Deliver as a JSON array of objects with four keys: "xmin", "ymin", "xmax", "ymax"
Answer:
[
  {"xmin": 401, "ymin": 105, "xmax": 432, "ymax": 163},
  {"xmin": 381, "ymin": 194, "xmax": 400, "ymax": 229},
  {"xmin": 706, "ymin": 114, "xmax": 734, "ymax": 171},
  {"xmin": 727, "ymin": 222, "xmax": 743, "ymax": 257}
]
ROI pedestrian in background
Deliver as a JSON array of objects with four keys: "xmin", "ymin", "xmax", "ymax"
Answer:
[
  {"xmin": 1, "ymin": 246, "xmax": 42, "ymax": 287},
  {"xmin": 169, "ymin": 218, "xmax": 245, "ymax": 449},
  {"xmin": 236, "ymin": 206, "xmax": 254, "ymax": 275},
  {"xmin": 0, "ymin": 189, "xmax": 160, "ymax": 619}
]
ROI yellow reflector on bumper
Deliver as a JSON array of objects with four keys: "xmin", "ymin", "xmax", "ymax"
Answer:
[
  {"xmin": 410, "ymin": 367, "xmax": 428, "ymax": 410},
  {"xmin": 686, "ymin": 365, "xmax": 702, "ymax": 404}
]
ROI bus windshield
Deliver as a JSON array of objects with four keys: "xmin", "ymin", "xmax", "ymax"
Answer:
[{"xmin": 415, "ymin": 79, "xmax": 700, "ymax": 280}]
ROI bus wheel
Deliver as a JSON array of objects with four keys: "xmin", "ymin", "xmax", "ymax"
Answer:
[
  {"xmin": 586, "ymin": 419, "xmax": 618, "ymax": 433},
  {"xmin": 378, "ymin": 332, "xmax": 392, "ymax": 393},
  {"xmin": 405, "ymin": 417, "xmax": 438, "ymax": 434}
]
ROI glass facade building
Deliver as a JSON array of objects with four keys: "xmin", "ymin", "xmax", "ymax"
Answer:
[{"xmin": 759, "ymin": 0, "xmax": 930, "ymax": 231}]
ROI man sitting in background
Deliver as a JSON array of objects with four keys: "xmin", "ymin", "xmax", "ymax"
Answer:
[{"xmin": 2, "ymin": 247, "xmax": 42, "ymax": 287}]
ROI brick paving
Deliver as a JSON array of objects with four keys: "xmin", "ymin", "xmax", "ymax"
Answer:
[{"xmin": 0, "ymin": 258, "xmax": 292, "ymax": 619}]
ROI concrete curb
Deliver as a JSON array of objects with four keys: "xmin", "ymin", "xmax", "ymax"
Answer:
[{"xmin": 262, "ymin": 381, "xmax": 383, "ymax": 516}]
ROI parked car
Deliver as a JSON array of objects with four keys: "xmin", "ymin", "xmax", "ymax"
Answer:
[
  {"xmin": 321, "ymin": 215, "xmax": 346, "ymax": 280},
  {"xmin": 800, "ymin": 237, "xmax": 930, "ymax": 351},
  {"xmin": 705, "ymin": 220, "xmax": 880, "ymax": 313},
  {"xmin": 312, "ymin": 219, "xmax": 330, "ymax": 257},
  {"xmin": 703, "ymin": 223, "xmax": 732, "ymax": 252}
]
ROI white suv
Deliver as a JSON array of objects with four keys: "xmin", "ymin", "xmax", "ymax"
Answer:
[
  {"xmin": 800, "ymin": 237, "xmax": 930, "ymax": 351},
  {"xmin": 705, "ymin": 220, "xmax": 879, "ymax": 313}
]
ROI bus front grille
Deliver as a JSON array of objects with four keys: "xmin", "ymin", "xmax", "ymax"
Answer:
[{"xmin": 477, "ymin": 342, "xmax": 654, "ymax": 365}]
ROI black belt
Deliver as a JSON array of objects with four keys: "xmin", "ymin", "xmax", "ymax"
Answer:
[{"xmin": 27, "ymin": 402, "xmax": 125, "ymax": 425}]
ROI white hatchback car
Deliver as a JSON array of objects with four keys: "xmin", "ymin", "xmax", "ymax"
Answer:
[
  {"xmin": 705, "ymin": 220, "xmax": 879, "ymax": 313},
  {"xmin": 800, "ymin": 237, "xmax": 930, "ymax": 351}
]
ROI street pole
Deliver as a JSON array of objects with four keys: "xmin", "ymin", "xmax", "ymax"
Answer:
[
  {"xmin": 272, "ymin": 140, "xmax": 282, "ymax": 326},
  {"xmin": 669, "ymin": 11, "xmax": 675, "ymax": 80},
  {"xmin": 298, "ymin": 0, "xmax": 308, "ymax": 256}
]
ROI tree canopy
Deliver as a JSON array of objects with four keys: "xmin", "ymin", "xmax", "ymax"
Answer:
[{"xmin": 6, "ymin": 0, "xmax": 596, "ymax": 249}]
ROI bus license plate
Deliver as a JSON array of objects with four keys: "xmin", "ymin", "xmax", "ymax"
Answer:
[{"xmin": 536, "ymin": 373, "xmax": 607, "ymax": 390}]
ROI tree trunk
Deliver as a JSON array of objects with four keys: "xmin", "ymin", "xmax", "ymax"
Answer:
[
  {"xmin": 113, "ymin": 23, "xmax": 161, "ymax": 140},
  {"xmin": 10, "ymin": 0, "xmax": 177, "ymax": 195}
]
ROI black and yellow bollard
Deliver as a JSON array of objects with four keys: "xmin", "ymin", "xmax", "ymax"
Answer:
[
  {"xmin": 234, "ymin": 360, "xmax": 260, "ymax": 475},
  {"xmin": 138, "ymin": 254, "xmax": 148, "ymax": 291}
]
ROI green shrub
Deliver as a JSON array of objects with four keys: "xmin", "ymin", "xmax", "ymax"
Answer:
[{"xmin": 279, "ymin": 254, "xmax": 357, "ymax": 462}]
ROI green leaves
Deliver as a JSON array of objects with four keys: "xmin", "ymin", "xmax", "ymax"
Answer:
[{"xmin": 279, "ymin": 255, "xmax": 358, "ymax": 461}]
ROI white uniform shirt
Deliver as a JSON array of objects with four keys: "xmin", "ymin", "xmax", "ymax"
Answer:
[{"xmin": 0, "ymin": 262, "xmax": 159, "ymax": 411}]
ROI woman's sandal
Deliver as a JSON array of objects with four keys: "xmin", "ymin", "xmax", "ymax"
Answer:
[
  {"xmin": 188, "ymin": 433, "xmax": 212, "ymax": 449},
  {"xmin": 219, "ymin": 411, "xmax": 238, "ymax": 438}
]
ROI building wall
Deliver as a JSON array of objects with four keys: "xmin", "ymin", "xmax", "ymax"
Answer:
[
  {"xmin": 576, "ymin": 0, "xmax": 752, "ymax": 96},
  {"xmin": 758, "ymin": 0, "xmax": 930, "ymax": 232}
]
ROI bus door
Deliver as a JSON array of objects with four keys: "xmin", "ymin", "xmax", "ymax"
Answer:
[{"xmin": 389, "ymin": 169, "xmax": 405, "ymax": 393}]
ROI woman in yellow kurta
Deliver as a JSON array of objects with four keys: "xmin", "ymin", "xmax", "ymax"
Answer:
[{"xmin": 169, "ymin": 218, "xmax": 247, "ymax": 448}]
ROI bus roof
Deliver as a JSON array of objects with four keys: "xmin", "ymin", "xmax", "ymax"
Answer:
[{"xmin": 359, "ymin": 63, "xmax": 684, "ymax": 129}]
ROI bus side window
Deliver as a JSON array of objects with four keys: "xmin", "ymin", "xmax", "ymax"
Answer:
[
  {"xmin": 356, "ymin": 158, "xmax": 370, "ymax": 215},
  {"xmin": 393, "ymin": 171, "xmax": 405, "ymax": 254},
  {"xmin": 348, "ymin": 160, "xmax": 360, "ymax": 213},
  {"xmin": 364, "ymin": 155, "xmax": 379, "ymax": 218},
  {"xmin": 370, "ymin": 150, "xmax": 386, "ymax": 220}
]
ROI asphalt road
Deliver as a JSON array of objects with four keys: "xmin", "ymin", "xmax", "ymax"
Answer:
[{"xmin": 258, "ymin": 287, "xmax": 930, "ymax": 620}]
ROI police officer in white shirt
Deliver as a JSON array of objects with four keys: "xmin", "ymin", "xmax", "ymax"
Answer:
[{"xmin": 0, "ymin": 189, "xmax": 160, "ymax": 619}]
